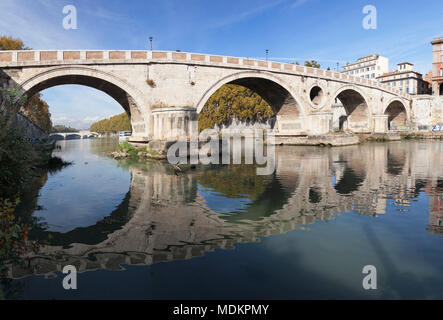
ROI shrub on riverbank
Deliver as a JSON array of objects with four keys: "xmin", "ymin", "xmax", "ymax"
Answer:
[
  {"xmin": 0, "ymin": 87, "xmax": 70, "ymax": 198},
  {"xmin": 0, "ymin": 88, "xmax": 39, "ymax": 198},
  {"xmin": 117, "ymin": 141, "xmax": 146, "ymax": 157},
  {"xmin": 0, "ymin": 198, "xmax": 40, "ymax": 264},
  {"xmin": 109, "ymin": 141, "xmax": 164, "ymax": 160}
]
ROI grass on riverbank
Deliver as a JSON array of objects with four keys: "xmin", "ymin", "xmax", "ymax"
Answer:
[
  {"xmin": 111, "ymin": 141, "xmax": 165, "ymax": 159},
  {"xmin": 117, "ymin": 141, "xmax": 147, "ymax": 157}
]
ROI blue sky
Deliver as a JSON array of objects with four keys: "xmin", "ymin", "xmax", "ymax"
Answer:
[{"xmin": 1, "ymin": 0, "xmax": 442, "ymax": 128}]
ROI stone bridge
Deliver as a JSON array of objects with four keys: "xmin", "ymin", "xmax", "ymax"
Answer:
[
  {"xmin": 0, "ymin": 50, "xmax": 412, "ymax": 143},
  {"xmin": 49, "ymin": 130, "xmax": 99, "ymax": 140}
]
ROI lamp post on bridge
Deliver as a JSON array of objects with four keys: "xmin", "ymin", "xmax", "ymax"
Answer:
[
  {"xmin": 266, "ymin": 49, "xmax": 269, "ymax": 61},
  {"xmin": 149, "ymin": 36, "xmax": 153, "ymax": 51}
]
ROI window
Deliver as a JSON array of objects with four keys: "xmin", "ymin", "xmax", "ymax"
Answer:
[
  {"xmin": 372, "ymin": 73, "xmax": 375, "ymax": 78},
  {"xmin": 440, "ymin": 69, "xmax": 443, "ymax": 76},
  {"xmin": 406, "ymin": 88, "xmax": 409, "ymax": 94}
]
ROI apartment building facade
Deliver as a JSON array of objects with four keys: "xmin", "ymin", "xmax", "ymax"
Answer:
[
  {"xmin": 341, "ymin": 54, "xmax": 389, "ymax": 80},
  {"xmin": 376, "ymin": 62, "xmax": 431, "ymax": 95},
  {"xmin": 432, "ymin": 37, "xmax": 443, "ymax": 95}
]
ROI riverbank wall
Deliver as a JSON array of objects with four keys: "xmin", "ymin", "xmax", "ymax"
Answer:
[
  {"xmin": 11, "ymin": 111, "xmax": 48, "ymax": 140},
  {"xmin": 411, "ymin": 95, "xmax": 443, "ymax": 131}
]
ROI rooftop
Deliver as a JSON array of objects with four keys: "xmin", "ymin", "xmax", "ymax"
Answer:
[
  {"xmin": 356, "ymin": 54, "xmax": 380, "ymax": 61},
  {"xmin": 377, "ymin": 70, "xmax": 422, "ymax": 78},
  {"xmin": 431, "ymin": 37, "xmax": 443, "ymax": 45}
]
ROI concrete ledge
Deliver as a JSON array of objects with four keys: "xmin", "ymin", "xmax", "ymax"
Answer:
[
  {"xmin": 273, "ymin": 134, "xmax": 360, "ymax": 146},
  {"xmin": 151, "ymin": 107, "xmax": 197, "ymax": 113},
  {"xmin": 357, "ymin": 133, "xmax": 402, "ymax": 142},
  {"xmin": 128, "ymin": 136, "xmax": 150, "ymax": 143},
  {"xmin": 400, "ymin": 132, "xmax": 443, "ymax": 139}
]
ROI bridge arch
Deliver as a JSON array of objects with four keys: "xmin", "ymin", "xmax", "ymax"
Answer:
[
  {"xmin": 18, "ymin": 66, "xmax": 146, "ymax": 128},
  {"xmin": 196, "ymin": 71, "xmax": 307, "ymax": 116},
  {"xmin": 332, "ymin": 85, "xmax": 371, "ymax": 133},
  {"xmin": 383, "ymin": 98, "xmax": 409, "ymax": 130}
]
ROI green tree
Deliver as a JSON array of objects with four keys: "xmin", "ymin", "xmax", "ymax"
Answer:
[
  {"xmin": 0, "ymin": 88, "xmax": 41, "ymax": 198},
  {"xmin": 90, "ymin": 112, "xmax": 131, "ymax": 133},
  {"xmin": 22, "ymin": 93, "xmax": 52, "ymax": 133},
  {"xmin": 198, "ymin": 84, "xmax": 274, "ymax": 132},
  {"xmin": 1, "ymin": 36, "xmax": 51, "ymax": 132},
  {"xmin": 304, "ymin": 60, "xmax": 321, "ymax": 68},
  {"xmin": 0, "ymin": 35, "xmax": 29, "ymax": 50}
]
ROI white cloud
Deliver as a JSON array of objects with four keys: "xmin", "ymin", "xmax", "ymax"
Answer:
[{"xmin": 83, "ymin": 116, "xmax": 101, "ymax": 122}]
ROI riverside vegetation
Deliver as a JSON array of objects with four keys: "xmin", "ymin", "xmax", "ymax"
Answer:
[
  {"xmin": 0, "ymin": 86, "xmax": 71, "ymax": 275},
  {"xmin": 109, "ymin": 140, "xmax": 164, "ymax": 160}
]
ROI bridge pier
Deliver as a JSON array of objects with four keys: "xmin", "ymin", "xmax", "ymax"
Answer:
[
  {"xmin": 307, "ymin": 112, "xmax": 333, "ymax": 135},
  {"xmin": 372, "ymin": 115, "xmax": 389, "ymax": 133},
  {"xmin": 149, "ymin": 107, "xmax": 198, "ymax": 141}
]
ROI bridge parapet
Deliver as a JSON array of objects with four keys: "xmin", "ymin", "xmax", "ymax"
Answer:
[{"xmin": 0, "ymin": 50, "xmax": 411, "ymax": 100}]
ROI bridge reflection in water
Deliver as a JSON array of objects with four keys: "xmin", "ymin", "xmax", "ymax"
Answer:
[{"xmin": 5, "ymin": 141, "xmax": 443, "ymax": 279}]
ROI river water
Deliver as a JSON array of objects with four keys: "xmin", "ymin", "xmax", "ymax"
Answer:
[{"xmin": 2, "ymin": 138, "xmax": 443, "ymax": 299}]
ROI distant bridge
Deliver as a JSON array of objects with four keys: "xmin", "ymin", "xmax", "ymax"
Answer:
[{"xmin": 49, "ymin": 130, "xmax": 99, "ymax": 140}]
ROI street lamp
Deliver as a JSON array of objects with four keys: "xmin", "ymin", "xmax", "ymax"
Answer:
[
  {"xmin": 266, "ymin": 49, "xmax": 269, "ymax": 61},
  {"xmin": 149, "ymin": 36, "xmax": 153, "ymax": 51}
]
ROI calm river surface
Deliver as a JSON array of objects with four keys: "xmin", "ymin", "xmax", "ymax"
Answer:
[{"xmin": 2, "ymin": 138, "xmax": 443, "ymax": 299}]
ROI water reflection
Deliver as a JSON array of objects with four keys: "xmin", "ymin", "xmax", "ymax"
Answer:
[{"xmin": 4, "ymin": 140, "xmax": 443, "ymax": 282}]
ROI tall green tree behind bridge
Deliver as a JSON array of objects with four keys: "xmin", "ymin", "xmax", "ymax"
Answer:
[
  {"xmin": 198, "ymin": 84, "xmax": 274, "ymax": 132},
  {"xmin": 90, "ymin": 112, "xmax": 131, "ymax": 133}
]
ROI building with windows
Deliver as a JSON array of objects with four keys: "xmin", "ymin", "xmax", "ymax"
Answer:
[
  {"xmin": 376, "ymin": 62, "xmax": 431, "ymax": 95},
  {"xmin": 341, "ymin": 54, "xmax": 389, "ymax": 80},
  {"xmin": 431, "ymin": 37, "xmax": 443, "ymax": 95}
]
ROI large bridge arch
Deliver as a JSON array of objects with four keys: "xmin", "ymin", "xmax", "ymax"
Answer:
[
  {"xmin": 383, "ymin": 98, "xmax": 410, "ymax": 130},
  {"xmin": 331, "ymin": 85, "xmax": 371, "ymax": 133},
  {"xmin": 18, "ymin": 66, "xmax": 147, "ymax": 133},
  {"xmin": 196, "ymin": 71, "xmax": 307, "ymax": 116},
  {"xmin": 195, "ymin": 71, "xmax": 307, "ymax": 134}
]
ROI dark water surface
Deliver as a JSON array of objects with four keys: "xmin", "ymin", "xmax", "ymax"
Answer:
[{"xmin": 2, "ymin": 138, "xmax": 443, "ymax": 299}]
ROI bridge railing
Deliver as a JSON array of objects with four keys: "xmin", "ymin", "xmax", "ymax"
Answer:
[{"xmin": 0, "ymin": 50, "xmax": 410, "ymax": 99}]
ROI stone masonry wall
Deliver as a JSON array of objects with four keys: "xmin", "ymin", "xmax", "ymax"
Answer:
[
  {"xmin": 12, "ymin": 112, "xmax": 48, "ymax": 140},
  {"xmin": 411, "ymin": 95, "xmax": 443, "ymax": 131}
]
